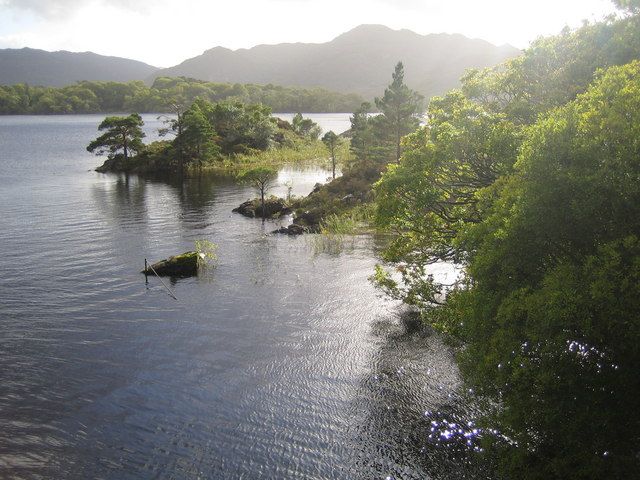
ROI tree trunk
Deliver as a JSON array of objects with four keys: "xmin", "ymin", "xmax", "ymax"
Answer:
[
  {"xmin": 177, "ymin": 112, "xmax": 184, "ymax": 175},
  {"xmin": 123, "ymin": 132, "xmax": 128, "ymax": 162},
  {"xmin": 331, "ymin": 149, "xmax": 336, "ymax": 179},
  {"xmin": 260, "ymin": 187, "xmax": 265, "ymax": 221}
]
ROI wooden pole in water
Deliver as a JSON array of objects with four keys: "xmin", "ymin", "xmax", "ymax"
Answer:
[
  {"xmin": 143, "ymin": 258, "xmax": 178, "ymax": 300},
  {"xmin": 147, "ymin": 263, "xmax": 178, "ymax": 300}
]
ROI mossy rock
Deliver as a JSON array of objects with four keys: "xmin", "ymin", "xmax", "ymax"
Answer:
[
  {"xmin": 143, "ymin": 251, "xmax": 200, "ymax": 277},
  {"xmin": 233, "ymin": 197, "xmax": 291, "ymax": 218}
]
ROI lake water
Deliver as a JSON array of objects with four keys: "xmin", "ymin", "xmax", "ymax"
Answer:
[{"xmin": 0, "ymin": 114, "xmax": 491, "ymax": 479}]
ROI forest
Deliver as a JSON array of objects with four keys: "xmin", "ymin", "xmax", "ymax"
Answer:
[{"xmin": 0, "ymin": 76, "xmax": 364, "ymax": 114}]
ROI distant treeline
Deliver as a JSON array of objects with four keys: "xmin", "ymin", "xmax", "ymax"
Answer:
[{"xmin": 0, "ymin": 76, "xmax": 365, "ymax": 114}]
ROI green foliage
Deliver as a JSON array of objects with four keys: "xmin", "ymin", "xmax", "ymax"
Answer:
[
  {"xmin": 297, "ymin": 63, "xmax": 425, "ymax": 242},
  {"xmin": 291, "ymin": 113, "xmax": 322, "ymax": 140},
  {"xmin": 237, "ymin": 166, "xmax": 278, "ymax": 186},
  {"xmin": 319, "ymin": 203, "xmax": 375, "ymax": 235},
  {"xmin": 231, "ymin": 140, "xmax": 327, "ymax": 169},
  {"xmin": 86, "ymin": 113, "xmax": 145, "ymax": 162},
  {"xmin": 348, "ymin": 102, "xmax": 376, "ymax": 162},
  {"xmin": 347, "ymin": 64, "xmax": 424, "ymax": 168},
  {"xmin": 194, "ymin": 239, "xmax": 218, "ymax": 268},
  {"xmin": 375, "ymin": 93, "xmax": 521, "ymax": 269},
  {"xmin": 373, "ymin": 13, "xmax": 640, "ymax": 478},
  {"xmin": 173, "ymin": 102, "xmax": 220, "ymax": 168},
  {"xmin": 374, "ymin": 62, "xmax": 424, "ymax": 162},
  {"xmin": 90, "ymin": 97, "xmax": 333, "ymax": 174},
  {"xmin": 0, "ymin": 77, "xmax": 364, "ymax": 115},
  {"xmin": 453, "ymin": 62, "xmax": 640, "ymax": 477},
  {"xmin": 375, "ymin": 12, "xmax": 640, "ymax": 309},
  {"xmin": 321, "ymin": 130, "xmax": 341, "ymax": 179},
  {"xmin": 460, "ymin": 13, "xmax": 640, "ymax": 124},
  {"xmin": 613, "ymin": 0, "xmax": 640, "ymax": 13},
  {"xmin": 198, "ymin": 101, "xmax": 276, "ymax": 155},
  {"xmin": 293, "ymin": 163, "xmax": 380, "ymax": 224}
]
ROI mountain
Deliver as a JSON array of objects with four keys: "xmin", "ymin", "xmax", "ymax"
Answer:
[
  {"xmin": 0, "ymin": 48, "xmax": 159, "ymax": 87},
  {"xmin": 152, "ymin": 25, "xmax": 521, "ymax": 98}
]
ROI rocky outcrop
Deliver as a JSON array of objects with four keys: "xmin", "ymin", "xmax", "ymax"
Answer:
[
  {"xmin": 233, "ymin": 197, "xmax": 292, "ymax": 218},
  {"xmin": 292, "ymin": 210, "xmax": 322, "ymax": 232},
  {"xmin": 142, "ymin": 251, "xmax": 201, "ymax": 277},
  {"xmin": 95, "ymin": 156, "xmax": 122, "ymax": 173}
]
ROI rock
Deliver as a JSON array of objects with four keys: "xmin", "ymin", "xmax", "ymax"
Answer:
[
  {"xmin": 142, "ymin": 251, "xmax": 200, "ymax": 277},
  {"xmin": 272, "ymin": 224, "xmax": 307, "ymax": 235},
  {"xmin": 287, "ymin": 224, "xmax": 306, "ymax": 235},
  {"xmin": 232, "ymin": 200, "xmax": 258, "ymax": 218},
  {"xmin": 95, "ymin": 156, "xmax": 120, "ymax": 173},
  {"xmin": 233, "ymin": 197, "xmax": 291, "ymax": 219}
]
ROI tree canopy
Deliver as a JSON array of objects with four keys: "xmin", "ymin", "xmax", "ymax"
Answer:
[
  {"xmin": 613, "ymin": 0, "xmax": 640, "ymax": 13},
  {"xmin": 373, "ymin": 10, "xmax": 640, "ymax": 478},
  {"xmin": 86, "ymin": 113, "xmax": 145, "ymax": 162},
  {"xmin": 321, "ymin": 130, "xmax": 340, "ymax": 179},
  {"xmin": 374, "ymin": 62, "xmax": 424, "ymax": 162}
]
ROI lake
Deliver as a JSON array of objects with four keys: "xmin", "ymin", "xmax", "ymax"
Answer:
[{"xmin": 0, "ymin": 114, "xmax": 490, "ymax": 479}]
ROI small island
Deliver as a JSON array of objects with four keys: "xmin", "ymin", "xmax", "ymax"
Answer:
[{"xmin": 87, "ymin": 63, "xmax": 423, "ymax": 234}]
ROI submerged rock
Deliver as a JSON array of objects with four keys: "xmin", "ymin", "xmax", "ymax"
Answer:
[
  {"xmin": 142, "ymin": 251, "xmax": 200, "ymax": 277},
  {"xmin": 233, "ymin": 197, "xmax": 291, "ymax": 219},
  {"xmin": 272, "ymin": 224, "xmax": 307, "ymax": 236}
]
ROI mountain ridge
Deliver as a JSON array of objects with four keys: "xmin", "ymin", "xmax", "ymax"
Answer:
[
  {"xmin": 0, "ymin": 25, "xmax": 521, "ymax": 98},
  {"xmin": 0, "ymin": 47, "xmax": 159, "ymax": 87},
  {"xmin": 151, "ymin": 25, "xmax": 521, "ymax": 98}
]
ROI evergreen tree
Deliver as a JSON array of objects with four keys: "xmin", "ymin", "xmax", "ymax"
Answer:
[
  {"xmin": 321, "ymin": 130, "xmax": 340, "ymax": 179},
  {"xmin": 173, "ymin": 103, "xmax": 219, "ymax": 169},
  {"xmin": 87, "ymin": 113, "xmax": 145, "ymax": 163},
  {"xmin": 292, "ymin": 113, "xmax": 322, "ymax": 140},
  {"xmin": 374, "ymin": 62, "xmax": 423, "ymax": 162}
]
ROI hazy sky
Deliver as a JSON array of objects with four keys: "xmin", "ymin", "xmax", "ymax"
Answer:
[{"xmin": 0, "ymin": 0, "xmax": 621, "ymax": 67}]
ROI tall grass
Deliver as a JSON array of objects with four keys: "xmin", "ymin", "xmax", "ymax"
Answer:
[{"xmin": 319, "ymin": 203, "xmax": 376, "ymax": 235}]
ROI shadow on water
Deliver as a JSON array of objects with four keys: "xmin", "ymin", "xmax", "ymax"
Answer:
[
  {"xmin": 345, "ymin": 310, "xmax": 497, "ymax": 480},
  {"xmin": 91, "ymin": 172, "xmax": 229, "ymax": 233},
  {"xmin": 87, "ymin": 174, "xmax": 150, "ymax": 230}
]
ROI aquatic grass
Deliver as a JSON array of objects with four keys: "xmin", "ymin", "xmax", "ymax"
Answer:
[
  {"xmin": 306, "ymin": 204, "xmax": 377, "ymax": 255},
  {"xmin": 306, "ymin": 232, "xmax": 355, "ymax": 256},
  {"xmin": 195, "ymin": 239, "xmax": 218, "ymax": 268},
  {"xmin": 319, "ymin": 203, "xmax": 376, "ymax": 235}
]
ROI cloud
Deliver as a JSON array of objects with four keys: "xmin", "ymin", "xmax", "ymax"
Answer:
[
  {"xmin": 373, "ymin": 0, "xmax": 424, "ymax": 8},
  {"xmin": 2, "ymin": 0, "xmax": 157, "ymax": 17}
]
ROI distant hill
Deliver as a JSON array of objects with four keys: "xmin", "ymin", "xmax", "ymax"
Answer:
[
  {"xmin": 152, "ymin": 25, "xmax": 521, "ymax": 99},
  {"xmin": 0, "ymin": 48, "xmax": 159, "ymax": 87}
]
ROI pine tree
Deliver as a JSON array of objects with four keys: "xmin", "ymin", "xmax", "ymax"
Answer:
[{"xmin": 375, "ymin": 62, "xmax": 423, "ymax": 162}]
